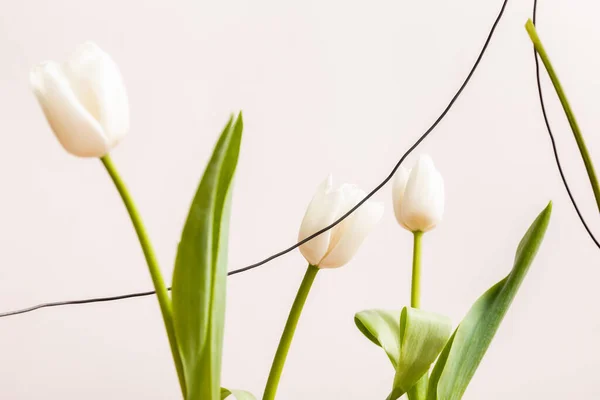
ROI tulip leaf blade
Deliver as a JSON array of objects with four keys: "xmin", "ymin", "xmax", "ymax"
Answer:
[
  {"xmin": 427, "ymin": 202, "xmax": 552, "ymax": 400},
  {"xmin": 390, "ymin": 308, "xmax": 452, "ymax": 400},
  {"xmin": 355, "ymin": 309, "xmax": 401, "ymax": 369},
  {"xmin": 172, "ymin": 113, "xmax": 243, "ymax": 400},
  {"xmin": 221, "ymin": 388, "xmax": 257, "ymax": 400},
  {"xmin": 355, "ymin": 308, "xmax": 452, "ymax": 400}
]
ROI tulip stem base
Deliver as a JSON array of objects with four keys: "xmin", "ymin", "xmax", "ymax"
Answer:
[
  {"xmin": 263, "ymin": 264, "xmax": 319, "ymax": 400},
  {"xmin": 100, "ymin": 155, "xmax": 187, "ymax": 397}
]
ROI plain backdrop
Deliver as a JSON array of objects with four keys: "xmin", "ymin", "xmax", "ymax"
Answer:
[{"xmin": 1, "ymin": 0, "xmax": 599, "ymax": 398}]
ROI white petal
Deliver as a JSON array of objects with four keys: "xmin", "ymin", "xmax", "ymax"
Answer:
[
  {"xmin": 319, "ymin": 200, "xmax": 384, "ymax": 269},
  {"xmin": 326, "ymin": 184, "xmax": 365, "ymax": 251},
  {"xmin": 392, "ymin": 166, "xmax": 411, "ymax": 230},
  {"xmin": 64, "ymin": 42, "xmax": 129, "ymax": 149},
  {"xmin": 30, "ymin": 62, "xmax": 109, "ymax": 157},
  {"xmin": 298, "ymin": 176, "xmax": 343, "ymax": 266},
  {"xmin": 400, "ymin": 155, "xmax": 444, "ymax": 232}
]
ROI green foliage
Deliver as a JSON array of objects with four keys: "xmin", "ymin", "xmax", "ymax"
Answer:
[
  {"xmin": 356, "ymin": 202, "xmax": 552, "ymax": 400},
  {"xmin": 355, "ymin": 308, "xmax": 452, "ymax": 400},
  {"xmin": 171, "ymin": 114, "xmax": 244, "ymax": 400},
  {"xmin": 427, "ymin": 202, "xmax": 552, "ymax": 400}
]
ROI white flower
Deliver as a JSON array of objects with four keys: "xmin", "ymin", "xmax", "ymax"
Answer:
[
  {"xmin": 392, "ymin": 155, "xmax": 444, "ymax": 232},
  {"xmin": 30, "ymin": 42, "xmax": 129, "ymax": 157},
  {"xmin": 298, "ymin": 176, "xmax": 384, "ymax": 269}
]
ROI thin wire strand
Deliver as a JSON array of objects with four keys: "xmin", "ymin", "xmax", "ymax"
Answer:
[
  {"xmin": 0, "ymin": 290, "xmax": 160, "ymax": 318},
  {"xmin": 0, "ymin": 0, "xmax": 509, "ymax": 319},
  {"xmin": 532, "ymin": 0, "xmax": 600, "ymax": 248},
  {"xmin": 231, "ymin": 0, "xmax": 509, "ymax": 275}
]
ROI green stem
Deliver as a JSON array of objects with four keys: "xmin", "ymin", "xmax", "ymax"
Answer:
[
  {"xmin": 101, "ymin": 155, "xmax": 187, "ymax": 398},
  {"xmin": 526, "ymin": 19, "xmax": 600, "ymax": 214},
  {"xmin": 410, "ymin": 231, "xmax": 423, "ymax": 309},
  {"xmin": 407, "ymin": 231, "xmax": 427, "ymax": 400},
  {"xmin": 262, "ymin": 264, "xmax": 319, "ymax": 400}
]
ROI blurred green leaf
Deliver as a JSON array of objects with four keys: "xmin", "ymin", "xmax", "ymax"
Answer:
[
  {"xmin": 355, "ymin": 308, "xmax": 452, "ymax": 400},
  {"xmin": 427, "ymin": 202, "xmax": 552, "ymax": 400},
  {"xmin": 220, "ymin": 388, "xmax": 256, "ymax": 400},
  {"xmin": 172, "ymin": 113, "xmax": 244, "ymax": 400}
]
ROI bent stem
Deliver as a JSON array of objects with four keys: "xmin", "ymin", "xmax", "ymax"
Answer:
[
  {"xmin": 101, "ymin": 155, "xmax": 186, "ymax": 397},
  {"xmin": 263, "ymin": 264, "xmax": 319, "ymax": 400},
  {"xmin": 407, "ymin": 231, "xmax": 427, "ymax": 400},
  {"xmin": 526, "ymin": 20, "xmax": 600, "ymax": 214}
]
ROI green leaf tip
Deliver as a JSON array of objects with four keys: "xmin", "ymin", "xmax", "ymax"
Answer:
[
  {"xmin": 221, "ymin": 387, "xmax": 256, "ymax": 400},
  {"xmin": 542, "ymin": 201, "xmax": 552, "ymax": 223},
  {"xmin": 234, "ymin": 111, "xmax": 243, "ymax": 132}
]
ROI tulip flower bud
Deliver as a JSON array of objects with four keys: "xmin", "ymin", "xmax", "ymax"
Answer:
[
  {"xmin": 298, "ymin": 176, "xmax": 384, "ymax": 269},
  {"xmin": 392, "ymin": 155, "xmax": 444, "ymax": 233},
  {"xmin": 30, "ymin": 42, "xmax": 129, "ymax": 158}
]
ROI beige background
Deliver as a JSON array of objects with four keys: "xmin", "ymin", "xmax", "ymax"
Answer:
[{"xmin": 1, "ymin": 0, "xmax": 600, "ymax": 398}]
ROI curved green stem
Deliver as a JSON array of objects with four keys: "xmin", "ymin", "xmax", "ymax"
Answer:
[
  {"xmin": 526, "ymin": 19, "xmax": 600, "ymax": 214},
  {"xmin": 263, "ymin": 264, "xmax": 319, "ymax": 400},
  {"xmin": 407, "ymin": 230, "xmax": 427, "ymax": 400},
  {"xmin": 101, "ymin": 155, "xmax": 186, "ymax": 397}
]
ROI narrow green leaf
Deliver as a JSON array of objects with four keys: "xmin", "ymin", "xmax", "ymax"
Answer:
[
  {"xmin": 355, "ymin": 308, "xmax": 452, "ymax": 400},
  {"xmin": 427, "ymin": 202, "xmax": 552, "ymax": 400},
  {"xmin": 172, "ymin": 113, "xmax": 244, "ymax": 400},
  {"xmin": 220, "ymin": 388, "xmax": 257, "ymax": 400}
]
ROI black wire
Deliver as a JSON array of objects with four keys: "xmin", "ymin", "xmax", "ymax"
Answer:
[
  {"xmin": 532, "ymin": 0, "xmax": 600, "ymax": 248},
  {"xmin": 0, "ymin": 290, "xmax": 160, "ymax": 318},
  {"xmin": 0, "ymin": 0, "xmax": 509, "ymax": 319},
  {"xmin": 231, "ymin": 0, "xmax": 509, "ymax": 275}
]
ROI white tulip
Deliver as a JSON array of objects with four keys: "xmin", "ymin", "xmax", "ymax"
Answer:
[
  {"xmin": 30, "ymin": 42, "xmax": 129, "ymax": 158},
  {"xmin": 298, "ymin": 176, "xmax": 384, "ymax": 269},
  {"xmin": 392, "ymin": 155, "xmax": 444, "ymax": 233}
]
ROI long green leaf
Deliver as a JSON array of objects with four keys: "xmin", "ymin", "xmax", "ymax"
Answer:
[
  {"xmin": 220, "ymin": 388, "xmax": 257, "ymax": 400},
  {"xmin": 355, "ymin": 308, "xmax": 452, "ymax": 400},
  {"xmin": 172, "ymin": 113, "xmax": 244, "ymax": 400},
  {"xmin": 427, "ymin": 202, "xmax": 552, "ymax": 400}
]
